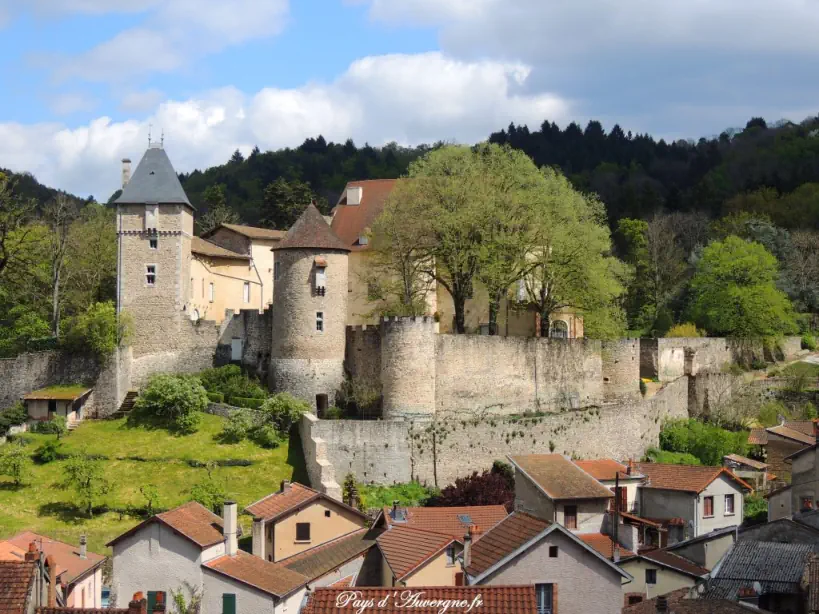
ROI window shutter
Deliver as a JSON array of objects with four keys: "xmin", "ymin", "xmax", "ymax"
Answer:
[{"xmin": 222, "ymin": 594, "xmax": 237, "ymax": 614}]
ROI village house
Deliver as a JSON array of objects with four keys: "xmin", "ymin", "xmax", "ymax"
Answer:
[
  {"xmin": 0, "ymin": 532, "xmax": 105, "ymax": 608},
  {"xmin": 749, "ymin": 420, "xmax": 814, "ymax": 482},
  {"xmin": 0, "ymin": 542, "xmax": 64, "ymax": 612},
  {"xmin": 661, "ymin": 527, "xmax": 737, "ymax": 572},
  {"xmin": 773, "ymin": 426, "xmax": 819, "ymax": 520},
  {"xmin": 22, "ymin": 386, "xmax": 93, "ymax": 429},
  {"xmin": 373, "ymin": 503, "xmax": 509, "ymax": 539},
  {"xmin": 618, "ymin": 549, "xmax": 709, "ymax": 606},
  {"xmin": 636, "ymin": 463, "xmax": 752, "ymax": 544},
  {"xmin": 722, "ymin": 454, "xmax": 772, "ymax": 492},
  {"xmin": 574, "ymin": 459, "xmax": 646, "ymax": 514},
  {"xmin": 375, "ymin": 525, "xmax": 462, "ymax": 588},
  {"xmin": 244, "ymin": 480, "xmax": 369, "ymax": 563},
  {"xmin": 462, "ymin": 511, "xmax": 632, "ymax": 614},
  {"xmin": 37, "ymin": 593, "xmax": 149, "ymax": 614}
]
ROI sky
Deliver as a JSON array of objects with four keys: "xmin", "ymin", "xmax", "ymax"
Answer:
[{"xmin": 0, "ymin": 0, "xmax": 818, "ymax": 201}]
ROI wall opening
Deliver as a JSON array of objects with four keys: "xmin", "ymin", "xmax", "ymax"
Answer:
[{"xmin": 316, "ymin": 394, "xmax": 329, "ymax": 416}]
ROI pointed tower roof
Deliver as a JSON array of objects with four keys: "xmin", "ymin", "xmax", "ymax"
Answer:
[
  {"xmin": 272, "ymin": 203, "xmax": 350, "ymax": 252},
  {"xmin": 116, "ymin": 145, "xmax": 194, "ymax": 209}
]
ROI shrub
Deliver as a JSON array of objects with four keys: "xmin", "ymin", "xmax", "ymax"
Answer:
[
  {"xmin": 206, "ymin": 392, "xmax": 224, "ymax": 404},
  {"xmin": 803, "ymin": 334, "xmax": 817, "ymax": 351},
  {"xmin": 229, "ymin": 397, "xmax": 265, "ymax": 410},
  {"xmin": 652, "ymin": 308, "xmax": 673, "ymax": 337},
  {"xmin": 61, "ymin": 301, "xmax": 132, "ymax": 358},
  {"xmin": 63, "ymin": 451, "xmax": 111, "ymax": 517},
  {"xmin": 249, "ymin": 424, "xmax": 282, "ymax": 449},
  {"xmin": 644, "ymin": 447, "xmax": 701, "ymax": 465},
  {"xmin": 665, "ymin": 323, "xmax": 701, "ymax": 338},
  {"xmin": 131, "ymin": 374, "xmax": 208, "ymax": 434},
  {"xmin": 33, "ymin": 415, "xmax": 67, "ymax": 438},
  {"xmin": 744, "ymin": 493, "xmax": 767, "ymax": 525},
  {"xmin": 34, "ymin": 440, "xmax": 62, "ymax": 464},
  {"xmin": 428, "ymin": 464, "xmax": 515, "ymax": 508},
  {"xmin": 0, "ymin": 440, "xmax": 32, "ymax": 486},
  {"xmin": 324, "ymin": 406, "xmax": 345, "ymax": 420},
  {"xmin": 360, "ymin": 481, "xmax": 439, "ymax": 509},
  {"xmin": 190, "ymin": 465, "xmax": 227, "ymax": 513},
  {"xmin": 219, "ymin": 409, "xmax": 255, "ymax": 443},
  {"xmin": 199, "ymin": 365, "xmax": 266, "ymax": 400},
  {"xmin": 342, "ymin": 474, "xmax": 364, "ymax": 509},
  {"xmin": 0, "ymin": 403, "xmax": 29, "ymax": 436},
  {"xmin": 659, "ymin": 418, "xmax": 748, "ymax": 465},
  {"xmin": 259, "ymin": 393, "xmax": 310, "ymax": 433}
]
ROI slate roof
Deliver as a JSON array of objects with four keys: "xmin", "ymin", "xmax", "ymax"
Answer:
[
  {"xmin": 245, "ymin": 483, "xmax": 366, "ymax": 524},
  {"xmin": 107, "ymin": 501, "xmax": 224, "ymax": 549},
  {"xmin": 578, "ymin": 533, "xmax": 635, "ymax": 560},
  {"xmin": 706, "ymin": 540, "xmax": 816, "ymax": 599},
  {"xmin": 5, "ymin": 532, "xmax": 105, "ymax": 585},
  {"xmin": 280, "ymin": 528, "xmax": 380, "ymax": 579},
  {"xmin": 203, "ymin": 550, "xmax": 308, "ymax": 598},
  {"xmin": 272, "ymin": 204, "xmax": 349, "ymax": 252},
  {"xmin": 377, "ymin": 526, "xmax": 454, "ymax": 581},
  {"xmin": 301, "ymin": 586, "xmax": 537, "ymax": 614},
  {"xmin": 574, "ymin": 458, "xmax": 641, "ymax": 481},
  {"xmin": 636, "ymin": 463, "xmax": 752, "ymax": 493},
  {"xmin": 509, "ymin": 454, "xmax": 615, "ymax": 500},
  {"xmin": 216, "ymin": 224, "xmax": 287, "ymax": 241},
  {"xmin": 0, "ymin": 560, "xmax": 35, "ymax": 614},
  {"xmin": 465, "ymin": 512, "xmax": 549, "ymax": 577},
  {"xmin": 621, "ymin": 548, "xmax": 709, "ymax": 577},
  {"xmin": 380, "ymin": 505, "xmax": 509, "ymax": 540},
  {"xmin": 330, "ymin": 179, "xmax": 398, "ymax": 251},
  {"xmin": 190, "ymin": 237, "xmax": 249, "ymax": 260},
  {"xmin": 116, "ymin": 146, "xmax": 192, "ymax": 208},
  {"xmin": 723, "ymin": 454, "xmax": 767, "ymax": 470}
]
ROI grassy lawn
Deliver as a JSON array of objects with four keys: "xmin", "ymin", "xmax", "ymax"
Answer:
[{"xmin": 0, "ymin": 414, "xmax": 306, "ymax": 555}]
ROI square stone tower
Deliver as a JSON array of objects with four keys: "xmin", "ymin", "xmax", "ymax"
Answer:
[{"xmin": 116, "ymin": 143, "xmax": 195, "ymax": 357}]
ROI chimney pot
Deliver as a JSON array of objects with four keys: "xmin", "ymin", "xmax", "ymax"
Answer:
[
  {"xmin": 25, "ymin": 542, "xmax": 38, "ymax": 562},
  {"xmin": 45, "ymin": 555, "xmax": 57, "ymax": 607},
  {"xmin": 281, "ymin": 479, "xmax": 291, "ymax": 492},
  {"xmin": 121, "ymin": 158, "xmax": 132, "ymax": 190},
  {"xmin": 79, "ymin": 534, "xmax": 87, "ymax": 560},
  {"xmin": 224, "ymin": 501, "xmax": 238, "ymax": 557},
  {"xmin": 463, "ymin": 527, "xmax": 473, "ymax": 569}
]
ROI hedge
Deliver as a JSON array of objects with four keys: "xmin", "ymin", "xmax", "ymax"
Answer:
[
  {"xmin": 207, "ymin": 392, "xmax": 225, "ymax": 404},
  {"xmin": 229, "ymin": 396, "xmax": 265, "ymax": 409}
]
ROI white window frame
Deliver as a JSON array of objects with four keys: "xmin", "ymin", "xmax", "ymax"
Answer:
[
  {"xmin": 724, "ymin": 494, "xmax": 735, "ymax": 516},
  {"xmin": 315, "ymin": 266, "xmax": 326, "ymax": 288},
  {"xmin": 316, "ymin": 311, "xmax": 324, "ymax": 333},
  {"xmin": 243, "ymin": 282, "xmax": 251, "ymax": 304},
  {"xmin": 209, "ymin": 282, "xmax": 215, "ymax": 303},
  {"xmin": 145, "ymin": 264, "xmax": 157, "ymax": 287}
]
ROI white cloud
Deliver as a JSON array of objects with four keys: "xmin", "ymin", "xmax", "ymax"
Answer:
[
  {"xmin": 49, "ymin": 92, "xmax": 99, "ymax": 115},
  {"xmin": 118, "ymin": 89, "xmax": 166, "ymax": 113},
  {"xmin": 0, "ymin": 53, "xmax": 570, "ymax": 199}
]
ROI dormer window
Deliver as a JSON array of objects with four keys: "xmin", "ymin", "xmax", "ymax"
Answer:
[{"xmin": 358, "ymin": 235, "xmax": 369, "ymax": 246}]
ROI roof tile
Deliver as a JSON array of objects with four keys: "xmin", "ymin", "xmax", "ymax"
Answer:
[
  {"xmin": 0, "ymin": 561, "xmax": 35, "ymax": 614},
  {"xmin": 509, "ymin": 454, "xmax": 615, "ymax": 500},
  {"xmin": 203, "ymin": 550, "xmax": 308, "ymax": 598},
  {"xmin": 281, "ymin": 528, "xmax": 380, "ymax": 579},
  {"xmin": 302, "ymin": 586, "xmax": 537, "ymax": 614},
  {"xmin": 578, "ymin": 533, "xmax": 635, "ymax": 560},
  {"xmin": 628, "ymin": 548, "xmax": 709, "ymax": 577},
  {"xmin": 219, "ymin": 224, "xmax": 287, "ymax": 241},
  {"xmin": 330, "ymin": 179, "xmax": 397, "ymax": 251},
  {"xmin": 748, "ymin": 428, "xmax": 768, "ymax": 446},
  {"xmin": 636, "ymin": 463, "xmax": 752, "ymax": 493},
  {"xmin": 5, "ymin": 532, "xmax": 105, "ymax": 585},
  {"xmin": 377, "ymin": 526, "xmax": 454, "ymax": 581},
  {"xmin": 723, "ymin": 454, "xmax": 767, "ymax": 470},
  {"xmin": 107, "ymin": 501, "xmax": 224, "ymax": 549},
  {"xmin": 273, "ymin": 204, "xmax": 349, "ymax": 252},
  {"xmin": 767, "ymin": 424, "xmax": 815, "ymax": 445},
  {"xmin": 381, "ymin": 505, "xmax": 509, "ymax": 540},
  {"xmin": 465, "ymin": 512, "xmax": 550, "ymax": 577},
  {"xmin": 574, "ymin": 459, "xmax": 640, "ymax": 481},
  {"xmin": 191, "ymin": 237, "xmax": 249, "ymax": 260}
]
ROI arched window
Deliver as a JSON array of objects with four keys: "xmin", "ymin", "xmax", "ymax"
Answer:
[{"xmin": 550, "ymin": 320, "xmax": 569, "ymax": 339}]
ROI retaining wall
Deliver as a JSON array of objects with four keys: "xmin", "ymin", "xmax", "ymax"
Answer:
[{"xmin": 0, "ymin": 351, "xmax": 100, "ymax": 411}]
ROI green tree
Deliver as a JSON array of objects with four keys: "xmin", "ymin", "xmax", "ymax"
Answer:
[
  {"xmin": 190, "ymin": 463, "xmax": 227, "ymax": 513},
  {"xmin": 0, "ymin": 172, "xmax": 37, "ymax": 281},
  {"xmin": 259, "ymin": 393, "xmax": 310, "ymax": 434},
  {"xmin": 43, "ymin": 195, "xmax": 82, "ymax": 337},
  {"xmin": 63, "ymin": 204, "xmax": 117, "ymax": 312},
  {"xmin": 131, "ymin": 374, "xmax": 208, "ymax": 434},
  {"xmin": 61, "ymin": 301, "xmax": 132, "ymax": 358},
  {"xmin": 261, "ymin": 178, "xmax": 325, "ymax": 230},
  {"xmin": 688, "ymin": 236, "xmax": 798, "ymax": 337},
  {"xmin": 198, "ymin": 185, "xmax": 240, "ymax": 234},
  {"xmin": 63, "ymin": 452, "xmax": 111, "ymax": 517},
  {"xmin": 0, "ymin": 440, "xmax": 32, "ymax": 487},
  {"xmin": 139, "ymin": 484, "xmax": 160, "ymax": 515}
]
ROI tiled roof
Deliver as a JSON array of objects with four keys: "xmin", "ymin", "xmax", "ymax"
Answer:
[
  {"xmin": 509, "ymin": 454, "xmax": 615, "ymax": 500},
  {"xmin": 627, "ymin": 548, "xmax": 709, "ymax": 577},
  {"xmin": 281, "ymin": 528, "xmax": 380, "ymax": 579},
  {"xmin": 578, "ymin": 533, "xmax": 635, "ymax": 560},
  {"xmin": 0, "ymin": 543, "xmax": 25, "ymax": 561},
  {"xmin": 706, "ymin": 540, "xmax": 816, "ymax": 600},
  {"xmin": 328, "ymin": 575, "xmax": 354, "ymax": 588},
  {"xmin": 767, "ymin": 424, "xmax": 815, "ymax": 445},
  {"xmin": 465, "ymin": 512, "xmax": 549, "ymax": 577},
  {"xmin": 621, "ymin": 587, "xmax": 690, "ymax": 614},
  {"xmin": 636, "ymin": 463, "xmax": 752, "ymax": 493},
  {"xmin": 245, "ymin": 483, "xmax": 366, "ymax": 524},
  {"xmin": 116, "ymin": 146, "xmax": 192, "ymax": 208},
  {"xmin": 723, "ymin": 454, "xmax": 767, "ymax": 470},
  {"xmin": 377, "ymin": 526, "xmax": 454, "ymax": 581},
  {"xmin": 190, "ymin": 237, "xmax": 249, "ymax": 260},
  {"xmin": 381, "ymin": 505, "xmax": 509, "ymax": 540},
  {"xmin": 218, "ymin": 224, "xmax": 287, "ymax": 241},
  {"xmin": 272, "ymin": 204, "xmax": 349, "ymax": 252},
  {"xmin": 618, "ymin": 511, "xmax": 663, "ymax": 529},
  {"xmin": 748, "ymin": 428, "xmax": 768, "ymax": 446},
  {"xmin": 5, "ymin": 532, "xmax": 105, "ymax": 585},
  {"xmin": 107, "ymin": 501, "xmax": 224, "ymax": 549},
  {"xmin": 204, "ymin": 550, "xmax": 308, "ymax": 598},
  {"xmin": 0, "ymin": 561, "xmax": 35, "ymax": 614},
  {"xmin": 22, "ymin": 387, "xmax": 92, "ymax": 401},
  {"xmin": 330, "ymin": 179, "xmax": 397, "ymax": 251},
  {"xmin": 574, "ymin": 459, "xmax": 639, "ymax": 481},
  {"xmin": 622, "ymin": 592, "xmax": 760, "ymax": 614},
  {"xmin": 785, "ymin": 443, "xmax": 817, "ymax": 461},
  {"xmin": 785, "ymin": 420, "xmax": 816, "ymax": 436},
  {"xmin": 302, "ymin": 586, "xmax": 537, "ymax": 614}
]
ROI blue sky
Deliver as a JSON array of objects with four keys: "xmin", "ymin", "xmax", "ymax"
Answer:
[{"xmin": 0, "ymin": 0, "xmax": 817, "ymax": 199}]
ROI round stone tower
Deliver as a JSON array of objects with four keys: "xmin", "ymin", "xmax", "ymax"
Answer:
[
  {"xmin": 380, "ymin": 316, "xmax": 437, "ymax": 420},
  {"xmin": 270, "ymin": 204, "xmax": 350, "ymax": 412}
]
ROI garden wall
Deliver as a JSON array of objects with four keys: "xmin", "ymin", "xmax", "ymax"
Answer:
[{"xmin": 0, "ymin": 351, "xmax": 100, "ymax": 410}]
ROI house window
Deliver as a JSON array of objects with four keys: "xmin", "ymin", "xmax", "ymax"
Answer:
[
  {"xmin": 274, "ymin": 261, "xmax": 281, "ymax": 281},
  {"xmin": 535, "ymin": 584, "xmax": 553, "ymax": 614},
  {"xmin": 316, "ymin": 312, "xmax": 324, "ymax": 332},
  {"xmin": 146, "ymin": 265, "xmax": 156, "ymax": 286},
  {"xmin": 222, "ymin": 594, "xmax": 236, "ymax": 614},
  {"xmin": 645, "ymin": 569, "xmax": 657, "ymax": 585},
  {"xmin": 358, "ymin": 235, "xmax": 369, "ymax": 246},
  {"xmin": 296, "ymin": 522, "xmax": 311, "ymax": 542},
  {"xmin": 703, "ymin": 496, "xmax": 714, "ymax": 518},
  {"xmin": 147, "ymin": 592, "xmax": 166, "ymax": 612},
  {"xmin": 149, "ymin": 238, "xmax": 158, "ymax": 249},
  {"xmin": 315, "ymin": 266, "xmax": 327, "ymax": 294},
  {"xmin": 209, "ymin": 283, "xmax": 215, "ymax": 303},
  {"xmin": 563, "ymin": 505, "xmax": 577, "ymax": 530},
  {"xmin": 548, "ymin": 546, "xmax": 558, "ymax": 558},
  {"xmin": 243, "ymin": 282, "xmax": 250, "ymax": 304},
  {"xmin": 724, "ymin": 494, "xmax": 735, "ymax": 515},
  {"xmin": 325, "ymin": 510, "xmax": 331, "ymax": 518},
  {"xmin": 446, "ymin": 545, "xmax": 456, "ymax": 567},
  {"xmin": 802, "ymin": 497, "xmax": 814, "ymax": 511},
  {"xmin": 550, "ymin": 320, "xmax": 569, "ymax": 339}
]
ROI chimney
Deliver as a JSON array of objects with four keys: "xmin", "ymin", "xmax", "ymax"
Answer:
[
  {"xmin": 224, "ymin": 500, "xmax": 238, "ymax": 557},
  {"xmin": 129, "ymin": 593, "xmax": 148, "ymax": 614},
  {"xmin": 25, "ymin": 542, "xmax": 38, "ymax": 562},
  {"xmin": 79, "ymin": 534, "xmax": 87, "ymax": 560},
  {"xmin": 627, "ymin": 459, "xmax": 635, "ymax": 476},
  {"xmin": 281, "ymin": 479, "xmax": 291, "ymax": 493},
  {"xmin": 655, "ymin": 595, "xmax": 668, "ymax": 613},
  {"xmin": 463, "ymin": 526, "xmax": 473, "ymax": 569},
  {"xmin": 121, "ymin": 158, "xmax": 132, "ymax": 189},
  {"xmin": 45, "ymin": 555, "xmax": 57, "ymax": 607},
  {"xmin": 346, "ymin": 186, "xmax": 363, "ymax": 206}
]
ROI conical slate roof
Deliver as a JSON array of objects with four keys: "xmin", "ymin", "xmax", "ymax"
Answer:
[
  {"xmin": 116, "ymin": 146, "xmax": 193, "ymax": 208},
  {"xmin": 272, "ymin": 203, "xmax": 349, "ymax": 252}
]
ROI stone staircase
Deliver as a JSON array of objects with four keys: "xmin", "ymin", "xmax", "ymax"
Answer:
[{"xmin": 110, "ymin": 390, "xmax": 139, "ymax": 419}]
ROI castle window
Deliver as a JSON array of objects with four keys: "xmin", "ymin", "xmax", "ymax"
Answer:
[
  {"xmin": 209, "ymin": 283, "xmax": 215, "ymax": 303},
  {"xmin": 149, "ymin": 238, "xmax": 158, "ymax": 249},
  {"xmin": 316, "ymin": 312, "xmax": 324, "ymax": 332},
  {"xmin": 146, "ymin": 265, "xmax": 156, "ymax": 286},
  {"xmin": 315, "ymin": 266, "xmax": 326, "ymax": 294},
  {"xmin": 243, "ymin": 282, "xmax": 250, "ymax": 304}
]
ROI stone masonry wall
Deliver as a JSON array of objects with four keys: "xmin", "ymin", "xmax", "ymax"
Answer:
[
  {"xmin": 382, "ymin": 317, "xmax": 437, "ymax": 419},
  {"xmin": 344, "ymin": 325, "xmax": 382, "ymax": 393},
  {"xmin": 0, "ymin": 351, "xmax": 101, "ymax": 410},
  {"xmin": 601, "ymin": 339, "xmax": 640, "ymax": 400}
]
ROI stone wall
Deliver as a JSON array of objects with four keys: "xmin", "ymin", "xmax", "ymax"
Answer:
[
  {"xmin": 299, "ymin": 413, "xmax": 342, "ymax": 500},
  {"xmin": 215, "ymin": 309, "xmax": 272, "ymax": 377},
  {"xmin": 382, "ymin": 317, "xmax": 437, "ymax": 419},
  {"xmin": 302, "ymin": 376, "xmax": 690, "ymax": 491},
  {"xmin": 0, "ymin": 351, "xmax": 101, "ymax": 410},
  {"xmin": 601, "ymin": 339, "xmax": 640, "ymax": 400},
  {"xmin": 344, "ymin": 326, "xmax": 382, "ymax": 394}
]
